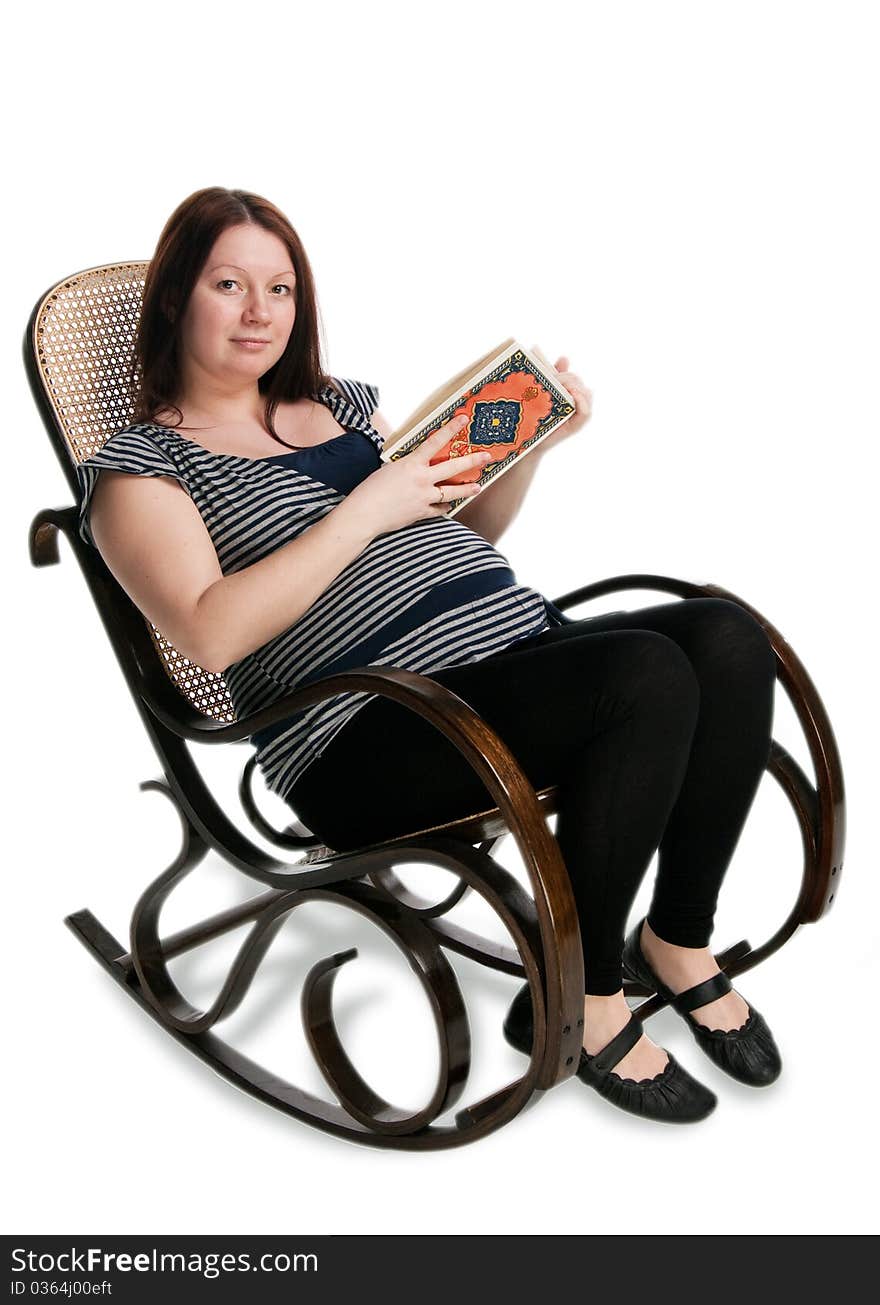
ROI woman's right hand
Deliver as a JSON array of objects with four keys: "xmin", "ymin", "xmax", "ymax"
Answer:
[{"xmin": 341, "ymin": 415, "xmax": 490, "ymax": 536}]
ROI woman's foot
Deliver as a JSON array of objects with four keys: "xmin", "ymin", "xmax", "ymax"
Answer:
[
  {"xmin": 503, "ymin": 982, "xmax": 717, "ymax": 1121},
  {"xmin": 623, "ymin": 916, "xmax": 783, "ymax": 1087},
  {"xmin": 640, "ymin": 918, "xmax": 750, "ymax": 1031},
  {"xmin": 583, "ymin": 991, "xmax": 668, "ymax": 1081}
]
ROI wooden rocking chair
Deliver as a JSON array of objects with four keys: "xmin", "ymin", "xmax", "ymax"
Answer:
[{"xmin": 25, "ymin": 261, "xmax": 846, "ymax": 1149}]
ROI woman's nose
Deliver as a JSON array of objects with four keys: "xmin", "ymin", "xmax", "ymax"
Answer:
[{"xmin": 244, "ymin": 295, "xmax": 271, "ymax": 323}]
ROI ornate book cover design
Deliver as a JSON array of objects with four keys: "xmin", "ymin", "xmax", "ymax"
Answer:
[{"xmin": 379, "ymin": 340, "xmax": 576, "ymax": 516}]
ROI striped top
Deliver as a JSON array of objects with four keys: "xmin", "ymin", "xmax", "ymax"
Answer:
[{"xmin": 76, "ymin": 377, "xmax": 558, "ymax": 800}]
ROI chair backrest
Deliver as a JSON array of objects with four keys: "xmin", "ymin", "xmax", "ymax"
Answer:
[{"xmin": 27, "ymin": 261, "xmax": 236, "ymax": 724}]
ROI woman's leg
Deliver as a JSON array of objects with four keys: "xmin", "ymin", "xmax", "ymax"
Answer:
[
  {"xmin": 544, "ymin": 598, "xmax": 777, "ymax": 941},
  {"xmin": 539, "ymin": 597, "xmax": 777, "ymax": 1030}
]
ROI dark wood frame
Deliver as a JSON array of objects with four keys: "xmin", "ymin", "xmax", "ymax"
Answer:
[{"xmin": 25, "ymin": 273, "xmax": 845, "ymax": 1149}]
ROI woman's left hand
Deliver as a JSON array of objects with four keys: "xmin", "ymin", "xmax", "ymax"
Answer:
[{"xmin": 538, "ymin": 356, "xmax": 593, "ymax": 455}]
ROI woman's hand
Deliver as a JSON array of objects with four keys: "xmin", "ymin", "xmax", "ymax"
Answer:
[
  {"xmin": 538, "ymin": 355, "xmax": 593, "ymax": 455},
  {"xmin": 341, "ymin": 415, "xmax": 488, "ymax": 537}
]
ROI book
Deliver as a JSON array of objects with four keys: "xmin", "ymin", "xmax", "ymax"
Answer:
[{"xmin": 378, "ymin": 339, "xmax": 577, "ymax": 516}]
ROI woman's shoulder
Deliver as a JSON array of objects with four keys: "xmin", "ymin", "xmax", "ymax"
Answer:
[
  {"xmin": 75, "ymin": 423, "xmax": 189, "ymax": 549},
  {"xmin": 76, "ymin": 421, "xmax": 186, "ymax": 478},
  {"xmin": 325, "ymin": 376, "xmax": 380, "ymax": 420}
]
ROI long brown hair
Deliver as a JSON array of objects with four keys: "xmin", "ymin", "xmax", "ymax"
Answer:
[{"xmin": 131, "ymin": 187, "xmax": 337, "ymax": 444}]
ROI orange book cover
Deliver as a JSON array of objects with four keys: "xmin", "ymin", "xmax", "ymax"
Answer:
[{"xmin": 379, "ymin": 340, "xmax": 576, "ymax": 516}]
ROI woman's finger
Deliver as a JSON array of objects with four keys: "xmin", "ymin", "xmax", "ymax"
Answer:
[
  {"xmin": 420, "ymin": 415, "xmax": 469, "ymax": 457},
  {"xmin": 429, "ymin": 448, "xmax": 491, "ymax": 479}
]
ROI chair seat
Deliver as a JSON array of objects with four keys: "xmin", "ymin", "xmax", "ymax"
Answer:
[{"xmin": 301, "ymin": 784, "xmax": 560, "ymax": 861}]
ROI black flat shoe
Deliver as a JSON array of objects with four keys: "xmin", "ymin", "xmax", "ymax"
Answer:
[
  {"xmin": 622, "ymin": 917, "xmax": 782, "ymax": 1087},
  {"xmin": 503, "ymin": 983, "xmax": 717, "ymax": 1125}
]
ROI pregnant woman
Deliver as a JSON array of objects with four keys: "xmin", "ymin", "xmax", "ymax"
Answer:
[{"xmin": 76, "ymin": 186, "xmax": 781, "ymax": 1127}]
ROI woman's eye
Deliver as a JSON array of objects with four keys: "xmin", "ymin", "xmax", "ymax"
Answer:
[{"xmin": 215, "ymin": 279, "xmax": 292, "ymax": 295}]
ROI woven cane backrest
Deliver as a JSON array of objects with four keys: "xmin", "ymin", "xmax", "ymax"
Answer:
[{"xmin": 32, "ymin": 262, "xmax": 236, "ymax": 723}]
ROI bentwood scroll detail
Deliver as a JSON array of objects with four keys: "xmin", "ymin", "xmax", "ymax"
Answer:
[{"xmin": 125, "ymin": 780, "xmax": 549, "ymax": 1145}]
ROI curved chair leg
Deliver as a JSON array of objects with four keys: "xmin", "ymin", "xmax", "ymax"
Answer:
[{"xmin": 65, "ymin": 781, "xmax": 560, "ymax": 1150}]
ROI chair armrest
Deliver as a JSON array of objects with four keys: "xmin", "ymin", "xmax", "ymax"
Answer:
[{"xmin": 30, "ymin": 505, "xmax": 77, "ymax": 567}]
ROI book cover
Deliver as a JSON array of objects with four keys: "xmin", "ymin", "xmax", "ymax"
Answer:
[{"xmin": 379, "ymin": 340, "xmax": 576, "ymax": 516}]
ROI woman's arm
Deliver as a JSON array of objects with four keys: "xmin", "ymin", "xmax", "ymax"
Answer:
[
  {"xmin": 89, "ymin": 470, "xmax": 376, "ymax": 675},
  {"xmin": 88, "ymin": 407, "xmax": 488, "ymax": 675}
]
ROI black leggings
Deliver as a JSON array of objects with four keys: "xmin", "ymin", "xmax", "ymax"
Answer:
[{"xmin": 284, "ymin": 598, "xmax": 776, "ymax": 994}]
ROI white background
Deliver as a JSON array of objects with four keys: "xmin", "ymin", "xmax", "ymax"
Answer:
[{"xmin": 5, "ymin": 0, "xmax": 877, "ymax": 1237}]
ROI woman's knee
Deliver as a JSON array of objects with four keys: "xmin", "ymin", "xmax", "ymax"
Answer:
[
  {"xmin": 601, "ymin": 630, "xmax": 701, "ymax": 719},
  {"xmin": 683, "ymin": 598, "xmax": 776, "ymax": 680}
]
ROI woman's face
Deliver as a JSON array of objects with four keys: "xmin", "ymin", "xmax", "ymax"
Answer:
[{"xmin": 177, "ymin": 222, "xmax": 297, "ymax": 392}]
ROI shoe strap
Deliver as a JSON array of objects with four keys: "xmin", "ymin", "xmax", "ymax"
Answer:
[
  {"xmin": 591, "ymin": 1013, "xmax": 644, "ymax": 1073},
  {"xmin": 672, "ymin": 971, "xmax": 732, "ymax": 1014}
]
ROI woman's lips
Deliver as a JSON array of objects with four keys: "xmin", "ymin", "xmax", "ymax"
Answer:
[{"xmin": 232, "ymin": 339, "xmax": 271, "ymax": 349}]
